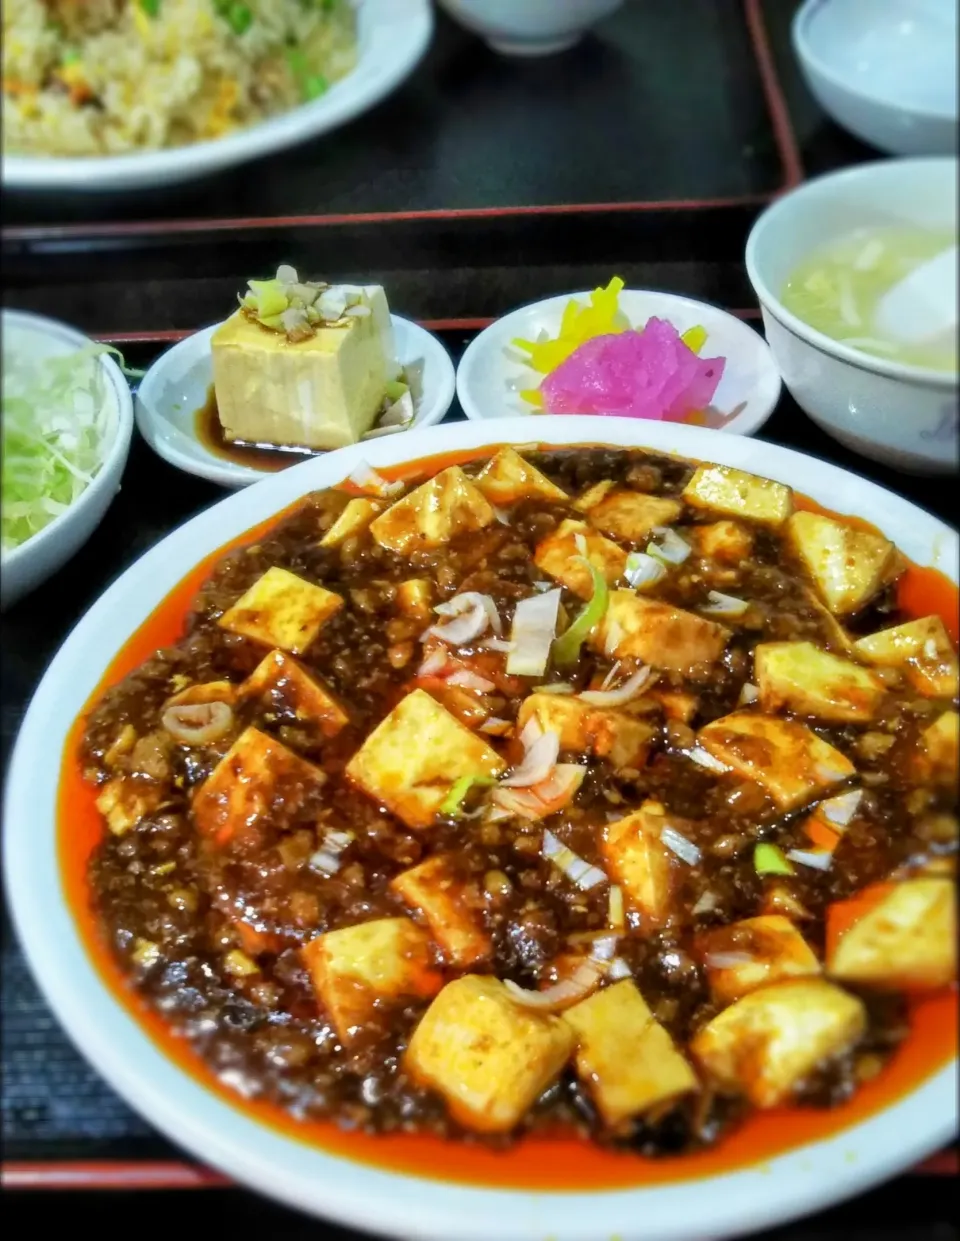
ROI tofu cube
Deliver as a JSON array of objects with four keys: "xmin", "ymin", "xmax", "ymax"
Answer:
[
  {"xmin": 95, "ymin": 777, "xmax": 164, "ymax": 836},
  {"xmin": 591, "ymin": 591, "xmax": 728, "ymax": 673},
  {"xmin": 697, "ymin": 915, "xmax": 821, "ymax": 1005},
  {"xmin": 211, "ymin": 301, "xmax": 392, "ymax": 450},
  {"xmin": 827, "ymin": 879, "xmax": 957, "ymax": 991},
  {"xmin": 319, "ymin": 497, "xmax": 386, "ymax": 548},
  {"xmin": 754, "ymin": 641, "xmax": 885, "ymax": 722},
  {"xmin": 854, "ymin": 615, "xmax": 959, "ymax": 698},
  {"xmin": 574, "ymin": 480, "xmax": 617, "ymax": 512},
  {"xmin": 473, "ymin": 447, "xmax": 568, "ymax": 506},
  {"xmin": 301, "ymin": 917, "xmax": 442, "ymax": 1043},
  {"xmin": 693, "ymin": 520, "xmax": 755, "ymax": 564},
  {"xmin": 192, "ymin": 726, "xmax": 326, "ymax": 845},
  {"xmin": 345, "ymin": 689, "xmax": 506, "ymax": 829},
  {"xmin": 369, "ymin": 467, "xmax": 494, "ymax": 554},
  {"xmin": 564, "ymin": 980, "xmax": 699, "ymax": 1128},
  {"xmin": 218, "ymin": 566, "xmax": 343, "ymax": 654},
  {"xmin": 578, "ymin": 489, "xmax": 682, "ymax": 544},
  {"xmin": 697, "ymin": 712, "xmax": 855, "ymax": 811},
  {"xmin": 396, "ymin": 578, "xmax": 434, "ymax": 621},
  {"xmin": 601, "ymin": 801, "xmax": 678, "ymax": 927},
  {"xmin": 913, "ymin": 711, "xmax": 959, "ymax": 785},
  {"xmin": 651, "ymin": 688, "xmax": 699, "ymax": 723},
  {"xmin": 691, "ymin": 978, "xmax": 866, "ymax": 1108},
  {"xmin": 534, "ymin": 519, "xmax": 627, "ymax": 599},
  {"xmin": 240, "ymin": 649, "xmax": 349, "ymax": 738},
  {"xmin": 390, "ymin": 855, "xmax": 491, "ymax": 967},
  {"xmin": 682, "ymin": 464, "xmax": 793, "ymax": 528},
  {"xmin": 786, "ymin": 511, "xmax": 900, "ymax": 616},
  {"xmin": 405, "ymin": 975, "xmax": 576, "ymax": 1133},
  {"xmin": 516, "ymin": 692, "xmax": 656, "ymax": 772}
]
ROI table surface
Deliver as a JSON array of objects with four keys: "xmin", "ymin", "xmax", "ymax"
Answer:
[{"xmin": 1, "ymin": 1, "xmax": 956, "ymax": 1237}]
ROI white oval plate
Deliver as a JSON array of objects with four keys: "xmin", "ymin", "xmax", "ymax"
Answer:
[
  {"xmin": 1, "ymin": 0, "xmax": 432, "ymax": 191},
  {"xmin": 5, "ymin": 415, "xmax": 956, "ymax": 1241},
  {"xmin": 457, "ymin": 290, "xmax": 782, "ymax": 434},
  {"xmin": 135, "ymin": 315, "xmax": 457, "ymax": 488}
]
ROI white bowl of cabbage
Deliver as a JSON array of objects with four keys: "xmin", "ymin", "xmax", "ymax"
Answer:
[
  {"xmin": 746, "ymin": 157, "xmax": 957, "ymax": 474},
  {"xmin": 1, "ymin": 310, "xmax": 134, "ymax": 610}
]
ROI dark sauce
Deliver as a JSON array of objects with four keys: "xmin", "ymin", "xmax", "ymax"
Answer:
[{"xmin": 195, "ymin": 386, "xmax": 317, "ymax": 474}]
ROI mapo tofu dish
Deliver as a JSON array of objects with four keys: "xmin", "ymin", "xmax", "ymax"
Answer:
[{"xmin": 79, "ymin": 445, "xmax": 958, "ymax": 1152}]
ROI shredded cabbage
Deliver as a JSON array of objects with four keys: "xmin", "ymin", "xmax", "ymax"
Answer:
[{"xmin": 1, "ymin": 344, "xmax": 118, "ymax": 555}]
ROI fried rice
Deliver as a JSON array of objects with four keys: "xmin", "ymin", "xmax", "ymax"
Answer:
[{"xmin": 2, "ymin": 0, "xmax": 358, "ymax": 156}]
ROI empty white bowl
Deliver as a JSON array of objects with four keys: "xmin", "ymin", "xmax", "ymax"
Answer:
[
  {"xmin": 1, "ymin": 310, "xmax": 134, "ymax": 610},
  {"xmin": 793, "ymin": 0, "xmax": 958, "ymax": 156},
  {"xmin": 457, "ymin": 289, "xmax": 781, "ymax": 435},
  {"xmin": 436, "ymin": 0, "xmax": 623, "ymax": 55},
  {"xmin": 745, "ymin": 157, "xmax": 958, "ymax": 475}
]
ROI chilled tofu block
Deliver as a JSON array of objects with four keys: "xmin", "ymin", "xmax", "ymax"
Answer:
[
  {"xmin": 786, "ymin": 511, "xmax": 900, "ymax": 616},
  {"xmin": 534, "ymin": 519, "xmax": 627, "ymax": 599},
  {"xmin": 240, "ymin": 649, "xmax": 348, "ymax": 738},
  {"xmin": 370, "ymin": 467, "xmax": 494, "ymax": 554},
  {"xmin": 827, "ymin": 879, "xmax": 957, "ymax": 991},
  {"xmin": 319, "ymin": 497, "xmax": 386, "ymax": 548},
  {"xmin": 591, "ymin": 591, "xmax": 728, "ymax": 673},
  {"xmin": 218, "ymin": 566, "xmax": 343, "ymax": 654},
  {"xmin": 854, "ymin": 616, "xmax": 959, "ymax": 698},
  {"xmin": 473, "ymin": 447, "xmax": 568, "ymax": 506},
  {"xmin": 682, "ymin": 464, "xmax": 793, "ymax": 528},
  {"xmin": 301, "ymin": 917, "xmax": 442, "ymax": 1043},
  {"xmin": 693, "ymin": 520, "xmax": 755, "ymax": 564},
  {"xmin": 405, "ymin": 975, "xmax": 575, "ymax": 1133},
  {"xmin": 395, "ymin": 577, "xmax": 433, "ymax": 621},
  {"xmin": 345, "ymin": 689, "xmax": 506, "ymax": 829},
  {"xmin": 192, "ymin": 726, "xmax": 326, "ymax": 845},
  {"xmin": 697, "ymin": 915, "xmax": 821, "ymax": 1005},
  {"xmin": 516, "ymin": 692, "xmax": 656, "ymax": 772},
  {"xmin": 564, "ymin": 980, "xmax": 698, "ymax": 1128},
  {"xmin": 754, "ymin": 641, "xmax": 885, "ymax": 722},
  {"xmin": 697, "ymin": 712, "xmax": 855, "ymax": 811},
  {"xmin": 95, "ymin": 777, "xmax": 164, "ymax": 836},
  {"xmin": 578, "ymin": 488, "xmax": 682, "ymax": 544},
  {"xmin": 601, "ymin": 801, "xmax": 678, "ymax": 927},
  {"xmin": 913, "ymin": 711, "xmax": 959, "ymax": 785},
  {"xmin": 390, "ymin": 855, "xmax": 491, "ymax": 968},
  {"xmin": 211, "ymin": 301, "xmax": 392, "ymax": 450},
  {"xmin": 691, "ymin": 978, "xmax": 866, "ymax": 1108}
]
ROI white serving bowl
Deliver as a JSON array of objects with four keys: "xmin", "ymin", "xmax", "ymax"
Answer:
[
  {"xmin": 437, "ymin": 0, "xmax": 623, "ymax": 55},
  {"xmin": 1, "ymin": 0, "xmax": 431, "ymax": 191},
  {"xmin": 457, "ymin": 289, "xmax": 781, "ymax": 435},
  {"xmin": 135, "ymin": 315, "xmax": 456, "ymax": 488},
  {"xmin": 793, "ymin": 0, "xmax": 958, "ymax": 156},
  {"xmin": 745, "ymin": 158, "xmax": 958, "ymax": 474},
  {"xmin": 1, "ymin": 310, "xmax": 134, "ymax": 610},
  {"xmin": 5, "ymin": 415, "xmax": 957, "ymax": 1241}
]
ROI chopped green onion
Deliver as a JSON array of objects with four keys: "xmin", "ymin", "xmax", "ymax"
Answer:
[
  {"xmin": 61, "ymin": 48, "xmax": 81, "ymax": 66},
  {"xmin": 384, "ymin": 379, "xmax": 409, "ymax": 402},
  {"xmin": 227, "ymin": 3, "xmax": 252, "ymax": 34},
  {"xmin": 138, "ymin": 0, "xmax": 161, "ymax": 17},
  {"xmin": 553, "ymin": 562, "xmax": 609, "ymax": 667},
  {"xmin": 754, "ymin": 843, "xmax": 795, "ymax": 876},
  {"xmin": 247, "ymin": 278, "xmax": 289, "ymax": 319},
  {"xmin": 304, "ymin": 73, "xmax": 329, "ymax": 100},
  {"xmin": 440, "ymin": 774, "xmax": 496, "ymax": 817}
]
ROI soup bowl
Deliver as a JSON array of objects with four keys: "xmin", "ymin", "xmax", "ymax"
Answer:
[
  {"xmin": 746, "ymin": 158, "xmax": 958, "ymax": 474},
  {"xmin": 4, "ymin": 416, "xmax": 957, "ymax": 1241}
]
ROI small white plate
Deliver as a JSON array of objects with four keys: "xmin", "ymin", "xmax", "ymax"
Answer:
[
  {"xmin": 793, "ymin": 0, "xmax": 958, "ymax": 156},
  {"xmin": 2, "ymin": 0, "xmax": 432, "ymax": 191},
  {"xmin": 456, "ymin": 289, "xmax": 782, "ymax": 435},
  {"xmin": 135, "ymin": 315, "xmax": 457, "ymax": 488}
]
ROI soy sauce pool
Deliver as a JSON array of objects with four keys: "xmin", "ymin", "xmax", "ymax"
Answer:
[{"xmin": 194, "ymin": 386, "xmax": 316, "ymax": 474}]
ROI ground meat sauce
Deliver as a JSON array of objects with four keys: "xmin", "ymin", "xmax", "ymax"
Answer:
[{"xmin": 78, "ymin": 448, "xmax": 958, "ymax": 1156}]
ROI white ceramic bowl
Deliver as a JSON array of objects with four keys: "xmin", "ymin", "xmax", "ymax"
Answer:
[
  {"xmin": 457, "ymin": 289, "xmax": 781, "ymax": 434},
  {"xmin": 135, "ymin": 315, "xmax": 457, "ymax": 488},
  {"xmin": 0, "ymin": 310, "xmax": 134, "ymax": 610},
  {"xmin": 5, "ymin": 415, "xmax": 957, "ymax": 1241},
  {"xmin": 1, "ymin": 0, "xmax": 431, "ymax": 191},
  {"xmin": 437, "ymin": 0, "xmax": 623, "ymax": 55},
  {"xmin": 793, "ymin": 0, "xmax": 958, "ymax": 156},
  {"xmin": 746, "ymin": 158, "xmax": 958, "ymax": 474}
]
